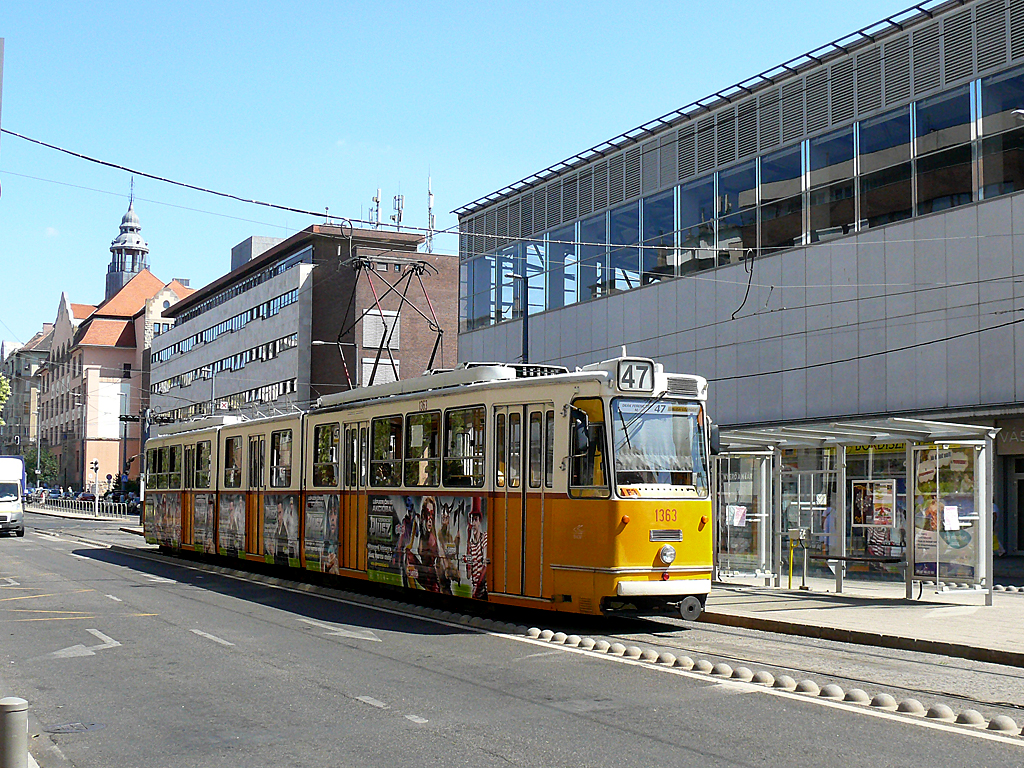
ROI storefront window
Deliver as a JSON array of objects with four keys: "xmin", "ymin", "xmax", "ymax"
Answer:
[
  {"xmin": 547, "ymin": 225, "xmax": 575, "ymax": 311},
  {"xmin": 809, "ymin": 127, "xmax": 856, "ymax": 242},
  {"xmin": 981, "ymin": 64, "xmax": 1024, "ymax": 138},
  {"xmin": 608, "ymin": 202, "xmax": 640, "ymax": 292},
  {"xmin": 916, "ymin": 86, "xmax": 973, "ymax": 215},
  {"xmin": 981, "ymin": 126, "xmax": 1024, "ymax": 199},
  {"xmin": 859, "ymin": 107, "xmax": 912, "ymax": 228},
  {"xmin": 495, "ymin": 244, "xmax": 522, "ymax": 322},
  {"xmin": 578, "ymin": 214, "xmax": 608, "ymax": 301},
  {"xmin": 641, "ymin": 188, "xmax": 676, "ymax": 284},
  {"xmin": 718, "ymin": 160, "xmax": 757, "ymax": 262},
  {"xmin": 760, "ymin": 144, "xmax": 804, "ymax": 251},
  {"xmin": 678, "ymin": 175, "xmax": 715, "ymax": 274}
]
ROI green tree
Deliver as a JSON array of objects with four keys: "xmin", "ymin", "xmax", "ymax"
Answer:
[
  {"xmin": 22, "ymin": 445, "xmax": 58, "ymax": 486},
  {"xmin": 0, "ymin": 374, "xmax": 10, "ymax": 426}
]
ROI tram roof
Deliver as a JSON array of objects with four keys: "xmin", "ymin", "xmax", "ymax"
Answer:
[{"xmin": 719, "ymin": 417, "xmax": 997, "ymax": 451}]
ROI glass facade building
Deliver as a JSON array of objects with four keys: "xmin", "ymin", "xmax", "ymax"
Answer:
[
  {"xmin": 461, "ymin": 64, "xmax": 1024, "ymax": 331},
  {"xmin": 455, "ymin": 0, "xmax": 1024, "ymax": 560}
]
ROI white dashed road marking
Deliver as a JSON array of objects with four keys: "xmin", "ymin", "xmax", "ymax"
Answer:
[
  {"xmin": 144, "ymin": 575, "xmax": 177, "ymax": 584},
  {"xmin": 105, "ymin": 595, "xmax": 122, "ymax": 602},
  {"xmin": 356, "ymin": 696, "xmax": 388, "ymax": 709},
  {"xmin": 190, "ymin": 629, "xmax": 234, "ymax": 646},
  {"xmin": 405, "ymin": 715, "xmax": 428, "ymax": 724},
  {"xmin": 297, "ymin": 617, "xmax": 381, "ymax": 642}
]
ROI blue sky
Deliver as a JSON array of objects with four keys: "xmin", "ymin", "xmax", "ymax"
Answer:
[{"xmin": 1, "ymin": 0, "xmax": 902, "ymax": 345}]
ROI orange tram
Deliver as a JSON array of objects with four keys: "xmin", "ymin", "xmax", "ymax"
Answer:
[{"xmin": 144, "ymin": 356, "xmax": 715, "ymax": 619}]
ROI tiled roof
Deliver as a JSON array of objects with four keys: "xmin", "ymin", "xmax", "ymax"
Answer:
[
  {"xmin": 70, "ymin": 303, "xmax": 96, "ymax": 320},
  {"xmin": 165, "ymin": 279, "xmax": 195, "ymax": 299},
  {"xmin": 76, "ymin": 318, "xmax": 136, "ymax": 348},
  {"xmin": 21, "ymin": 327, "xmax": 54, "ymax": 352},
  {"xmin": 94, "ymin": 269, "xmax": 166, "ymax": 318}
]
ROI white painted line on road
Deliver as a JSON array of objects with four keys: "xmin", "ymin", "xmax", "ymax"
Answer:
[
  {"xmin": 405, "ymin": 715, "xmax": 428, "ymax": 724},
  {"xmin": 1, "ymin": 577, "xmax": 20, "ymax": 587},
  {"xmin": 297, "ymin": 617, "xmax": 381, "ymax": 642},
  {"xmin": 33, "ymin": 532, "xmax": 60, "ymax": 540},
  {"xmin": 190, "ymin": 629, "xmax": 234, "ymax": 647},
  {"xmin": 518, "ymin": 650, "xmax": 564, "ymax": 660},
  {"xmin": 355, "ymin": 696, "xmax": 388, "ymax": 709},
  {"xmin": 69, "ymin": 553, "xmax": 89, "ymax": 560},
  {"xmin": 105, "ymin": 595, "xmax": 122, "ymax": 602},
  {"xmin": 52, "ymin": 629, "xmax": 122, "ymax": 658},
  {"xmin": 144, "ymin": 575, "xmax": 177, "ymax": 584}
]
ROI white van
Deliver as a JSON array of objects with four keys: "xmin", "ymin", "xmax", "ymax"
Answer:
[{"xmin": 0, "ymin": 456, "xmax": 26, "ymax": 537}]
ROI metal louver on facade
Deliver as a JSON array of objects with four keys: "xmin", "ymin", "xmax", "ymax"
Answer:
[{"xmin": 456, "ymin": 0, "xmax": 1024, "ymax": 248}]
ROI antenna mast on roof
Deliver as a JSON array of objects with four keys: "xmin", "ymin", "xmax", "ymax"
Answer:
[
  {"xmin": 372, "ymin": 189, "xmax": 381, "ymax": 229},
  {"xmin": 426, "ymin": 177, "xmax": 435, "ymax": 253}
]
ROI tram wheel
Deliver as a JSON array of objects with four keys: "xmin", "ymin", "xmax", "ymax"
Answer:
[{"xmin": 678, "ymin": 596, "xmax": 703, "ymax": 621}]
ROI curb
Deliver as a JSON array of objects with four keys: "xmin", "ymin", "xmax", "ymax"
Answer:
[{"xmin": 699, "ymin": 610, "xmax": 1024, "ymax": 669}]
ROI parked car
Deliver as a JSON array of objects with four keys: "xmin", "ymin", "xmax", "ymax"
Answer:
[{"xmin": 77, "ymin": 492, "xmax": 96, "ymax": 502}]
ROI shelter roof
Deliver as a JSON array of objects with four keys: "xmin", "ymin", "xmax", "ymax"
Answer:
[{"xmin": 720, "ymin": 418, "xmax": 997, "ymax": 451}]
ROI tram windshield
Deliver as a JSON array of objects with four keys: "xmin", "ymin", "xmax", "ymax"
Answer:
[{"xmin": 611, "ymin": 398, "xmax": 708, "ymax": 498}]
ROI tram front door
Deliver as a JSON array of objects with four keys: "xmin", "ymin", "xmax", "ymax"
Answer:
[
  {"xmin": 247, "ymin": 434, "xmax": 265, "ymax": 557},
  {"xmin": 493, "ymin": 402, "xmax": 554, "ymax": 599},
  {"xmin": 342, "ymin": 421, "xmax": 369, "ymax": 571}
]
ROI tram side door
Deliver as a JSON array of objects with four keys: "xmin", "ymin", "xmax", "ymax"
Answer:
[
  {"xmin": 493, "ymin": 402, "xmax": 553, "ymax": 598},
  {"xmin": 247, "ymin": 434, "xmax": 266, "ymax": 556},
  {"xmin": 342, "ymin": 422, "xmax": 369, "ymax": 572},
  {"xmin": 182, "ymin": 444, "xmax": 195, "ymax": 547}
]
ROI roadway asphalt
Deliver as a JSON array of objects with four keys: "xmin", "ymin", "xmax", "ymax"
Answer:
[{"xmin": 3, "ymin": 509, "xmax": 1023, "ymax": 767}]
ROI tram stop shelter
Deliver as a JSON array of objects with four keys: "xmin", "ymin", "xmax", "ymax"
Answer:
[{"xmin": 714, "ymin": 418, "xmax": 998, "ymax": 606}]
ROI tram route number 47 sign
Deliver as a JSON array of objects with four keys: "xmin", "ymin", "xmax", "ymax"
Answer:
[{"xmin": 617, "ymin": 359, "xmax": 655, "ymax": 392}]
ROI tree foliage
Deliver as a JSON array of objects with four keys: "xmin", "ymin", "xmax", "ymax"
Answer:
[
  {"xmin": 0, "ymin": 374, "xmax": 10, "ymax": 426},
  {"xmin": 22, "ymin": 446, "xmax": 59, "ymax": 486}
]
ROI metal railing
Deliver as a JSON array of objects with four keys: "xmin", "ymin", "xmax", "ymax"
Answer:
[{"xmin": 26, "ymin": 497, "xmax": 137, "ymax": 519}]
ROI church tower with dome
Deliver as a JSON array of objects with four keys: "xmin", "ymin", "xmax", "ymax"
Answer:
[{"xmin": 105, "ymin": 194, "xmax": 150, "ymax": 302}]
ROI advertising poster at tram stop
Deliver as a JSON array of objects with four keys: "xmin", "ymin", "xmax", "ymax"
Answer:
[
  {"xmin": 218, "ymin": 492, "xmax": 246, "ymax": 558},
  {"xmin": 150, "ymin": 492, "xmax": 181, "ymax": 548},
  {"xmin": 304, "ymin": 494, "xmax": 340, "ymax": 574},
  {"xmin": 913, "ymin": 447, "xmax": 979, "ymax": 580},
  {"xmin": 263, "ymin": 493, "xmax": 301, "ymax": 567},
  {"xmin": 193, "ymin": 493, "xmax": 217, "ymax": 554},
  {"xmin": 851, "ymin": 479, "xmax": 906, "ymax": 568},
  {"xmin": 366, "ymin": 494, "xmax": 488, "ymax": 599}
]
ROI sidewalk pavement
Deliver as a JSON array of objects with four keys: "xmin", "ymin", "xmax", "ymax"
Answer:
[
  {"xmin": 703, "ymin": 574, "xmax": 1024, "ymax": 667},
  {"xmin": 23, "ymin": 507, "xmax": 1024, "ymax": 667}
]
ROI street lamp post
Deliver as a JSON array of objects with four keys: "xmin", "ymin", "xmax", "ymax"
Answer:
[
  {"xmin": 119, "ymin": 391, "xmax": 129, "ymax": 493},
  {"xmin": 509, "ymin": 273, "xmax": 529, "ymax": 364},
  {"xmin": 201, "ymin": 367, "xmax": 217, "ymax": 416}
]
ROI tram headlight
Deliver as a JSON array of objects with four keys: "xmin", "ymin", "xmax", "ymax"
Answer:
[{"xmin": 659, "ymin": 544, "xmax": 677, "ymax": 565}]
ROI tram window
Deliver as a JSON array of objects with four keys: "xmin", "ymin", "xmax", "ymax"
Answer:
[
  {"xmin": 545, "ymin": 410, "xmax": 555, "ymax": 488},
  {"xmin": 529, "ymin": 412, "xmax": 543, "ymax": 488},
  {"xmin": 146, "ymin": 448, "xmax": 157, "ymax": 487},
  {"xmin": 495, "ymin": 413, "xmax": 506, "ymax": 488},
  {"xmin": 248, "ymin": 436, "xmax": 265, "ymax": 489},
  {"xmin": 359, "ymin": 427, "xmax": 369, "ymax": 486},
  {"xmin": 443, "ymin": 406, "xmax": 485, "ymax": 488},
  {"xmin": 569, "ymin": 398, "xmax": 610, "ymax": 499},
  {"xmin": 196, "ymin": 440, "xmax": 212, "ymax": 489},
  {"xmin": 405, "ymin": 411, "xmax": 440, "ymax": 487},
  {"xmin": 224, "ymin": 436, "xmax": 242, "ymax": 488},
  {"xmin": 270, "ymin": 429, "xmax": 293, "ymax": 487},
  {"xmin": 371, "ymin": 416, "xmax": 403, "ymax": 487},
  {"xmin": 508, "ymin": 412, "xmax": 521, "ymax": 488},
  {"xmin": 155, "ymin": 446, "xmax": 168, "ymax": 489},
  {"xmin": 344, "ymin": 427, "xmax": 356, "ymax": 487},
  {"xmin": 313, "ymin": 423, "xmax": 340, "ymax": 487},
  {"xmin": 168, "ymin": 445, "xmax": 182, "ymax": 489}
]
